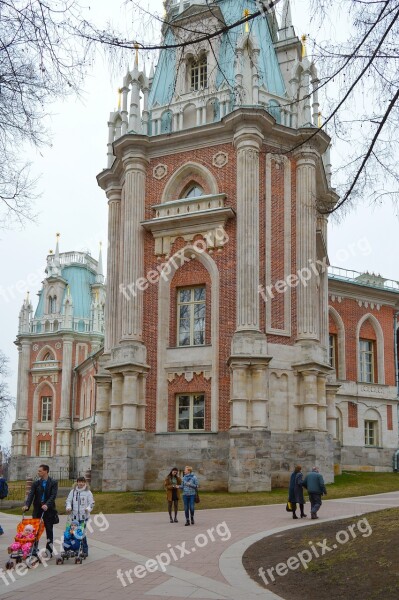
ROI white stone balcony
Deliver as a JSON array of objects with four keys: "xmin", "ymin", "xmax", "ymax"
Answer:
[{"xmin": 141, "ymin": 193, "xmax": 235, "ymax": 255}]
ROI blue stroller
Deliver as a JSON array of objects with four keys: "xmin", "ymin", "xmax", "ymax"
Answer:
[{"xmin": 56, "ymin": 518, "xmax": 87, "ymax": 565}]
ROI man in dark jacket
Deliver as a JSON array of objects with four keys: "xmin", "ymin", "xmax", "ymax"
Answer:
[
  {"xmin": 302, "ymin": 467, "xmax": 327, "ymax": 519},
  {"xmin": 23, "ymin": 464, "xmax": 58, "ymax": 556}
]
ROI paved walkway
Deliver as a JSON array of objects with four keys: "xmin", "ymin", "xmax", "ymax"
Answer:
[{"xmin": 0, "ymin": 491, "xmax": 398, "ymax": 600}]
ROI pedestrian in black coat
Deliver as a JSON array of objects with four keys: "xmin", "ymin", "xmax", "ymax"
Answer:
[{"xmin": 23, "ymin": 464, "xmax": 58, "ymax": 556}]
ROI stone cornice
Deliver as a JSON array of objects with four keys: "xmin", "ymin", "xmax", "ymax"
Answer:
[
  {"xmin": 328, "ymin": 278, "xmax": 399, "ymax": 306},
  {"xmin": 97, "ymin": 107, "xmax": 334, "ymax": 190}
]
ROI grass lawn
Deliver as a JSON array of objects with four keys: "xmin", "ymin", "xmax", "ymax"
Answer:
[
  {"xmin": 243, "ymin": 507, "xmax": 399, "ymax": 600},
  {"xmin": 2, "ymin": 470, "xmax": 398, "ymax": 516}
]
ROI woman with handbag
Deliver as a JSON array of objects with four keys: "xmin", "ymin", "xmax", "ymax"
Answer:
[
  {"xmin": 164, "ymin": 467, "xmax": 182, "ymax": 523},
  {"xmin": 288, "ymin": 465, "xmax": 306, "ymax": 519},
  {"xmin": 180, "ymin": 466, "xmax": 199, "ymax": 526}
]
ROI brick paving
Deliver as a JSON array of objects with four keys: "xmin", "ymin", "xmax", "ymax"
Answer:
[{"xmin": 0, "ymin": 491, "xmax": 398, "ymax": 600}]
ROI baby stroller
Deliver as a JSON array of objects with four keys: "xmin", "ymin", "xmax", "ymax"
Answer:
[
  {"xmin": 5, "ymin": 514, "xmax": 45, "ymax": 569},
  {"xmin": 56, "ymin": 518, "xmax": 87, "ymax": 565}
]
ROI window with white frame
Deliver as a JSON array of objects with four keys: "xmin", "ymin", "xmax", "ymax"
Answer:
[
  {"xmin": 177, "ymin": 287, "xmax": 206, "ymax": 347},
  {"xmin": 359, "ymin": 339, "xmax": 375, "ymax": 383},
  {"xmin": 190, "ymin": 56, "xmax": 207, "ymax": 90},
  {"xmin": 364, "ymin": 420, "xmax": 378, "ymax": 446},
  {"xmin": 176, "ymin": 394, "xmax": 205, "ymax": 430},
  {"xmin": 329, "ymin": 333, "xmax": 337, "ymax": 369},
  {"xmin": 39, "ymin": 440, "xmax": 51, "ymax": 457},
  {"xmin": 41, "ymin": 396, "xmax": 52, "ymax": 422}
]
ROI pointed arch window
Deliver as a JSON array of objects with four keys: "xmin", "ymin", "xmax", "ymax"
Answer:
[
  {"xmin": 184, "ymin": 184, "xmax": 204, "ymax": 199},
  {"xmin": 359, "ymin": 339, "xmax": 375, "ymax": 383},
  {"xmin": 48, "ymin": 296, "xmax": 57, "ymax": 314}
]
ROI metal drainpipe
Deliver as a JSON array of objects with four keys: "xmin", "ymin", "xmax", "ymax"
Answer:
[{"xmin": 393, "ymin": 312, "xmax": 399, "ymax": 470}]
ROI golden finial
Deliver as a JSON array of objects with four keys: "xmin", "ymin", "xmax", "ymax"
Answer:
[
  {"xmin": 56, "ymin": 232, "xmax": 60, "ymax": 239},
  {"xmin": 99, "ymin": 241, "xmax": 102, "ymax": 248},
  {"xmin": 49, "ymin": 249, "xmax": 53, "ymax": 254},
  {"xmin": 243, "ymin": 8, "xmax": 250, "ymax": 34},
  {"xmin": 318, "ymin": 111, "xmax": 322, "ymax": 127},
  {"xmin": 117, "ymin": 88, "xmax": 122, "ymax": 110},
  {"xmin": 301, "ymin": 35, "xmax": 307, "ymax": 58}
]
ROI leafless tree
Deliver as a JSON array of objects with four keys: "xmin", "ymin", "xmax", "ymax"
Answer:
[
  {"xmin": 0, "ymin": 0, "xmax": 92, "ymax": 227},
  {"xmin": 0, "ymin": 351, "xmax": 14, "ymax": 436}
]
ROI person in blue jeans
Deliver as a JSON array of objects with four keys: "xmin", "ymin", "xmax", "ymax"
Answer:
[{"xmin": 181, "ymin": 466, "xmax": 199, "ymax": 526}]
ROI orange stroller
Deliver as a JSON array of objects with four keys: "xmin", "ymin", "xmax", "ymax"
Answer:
[{"xmin": 6, "ymin": 514, "xmax": 45, "ymax": 569}]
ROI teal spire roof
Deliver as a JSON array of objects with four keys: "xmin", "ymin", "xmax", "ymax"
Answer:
[{"xmin": 148, "ymin": 0, "xmax": 286, "ymax": 110}]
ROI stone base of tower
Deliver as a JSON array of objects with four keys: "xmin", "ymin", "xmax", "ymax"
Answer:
[
  {"xmin": 270, "ymin": 431, "xmax": 335, "ymax": 487},
  {"xmin": 9, "ymin": 455, "xmax": 71, "ymax": 481},
  {"xmin": 228, "ymin": 430, "xmax": 272, "ymax": 492},
  {"xmin": 90, "ymin": 430, "xmax": 335, "ymax": 491}
]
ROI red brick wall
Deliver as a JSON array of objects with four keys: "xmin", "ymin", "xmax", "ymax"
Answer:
[
  {"xmin": 328, "ymin": 297, "xmax": 396, "ymax": 385},
  {"xmin": 387, "ymin": 404, "xmax": 393, "ymax": 430},
  {"xmin": 348, "ymin": 402, "xmax": 358, "ymax": 427}
]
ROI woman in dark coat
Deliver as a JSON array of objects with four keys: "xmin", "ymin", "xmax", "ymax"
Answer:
[
  {"xmin": 164, "ymin": 467, "xmax": 182, "ymax": 523},
  {"xmin": 288, "ymin": 465, "xmax": 307, "ymax": 519}
]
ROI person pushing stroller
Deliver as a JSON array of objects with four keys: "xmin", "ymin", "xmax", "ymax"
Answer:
[{"xmin": 65, "ymin": 477, "xmax": 94, "ymax": 556}]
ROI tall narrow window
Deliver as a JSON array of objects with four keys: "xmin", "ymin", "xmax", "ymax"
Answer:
[
  {"xmin": 364, "ymin": 420, "xmax": 378, "ymax": 446},
  {"xmin": 49, "ymin": 296, "xmax": 57, "ymax": 314},
  {"xmin": 329, "ymin": 334, "xmax": 337, "ymax": 370},
  {"xmin": 190, "ymin": 56, "xmax": 207, "ymax": 90},
  {"xmin": 39, "ymin": 440, "xmax": 51, "ymax": 457},
  {"xmin": 359, "ymin": 339, "xmax": 374, "ymax": 383},
  {"xmin": 41, "ymin": 396, "xmax": 52, "ymax": 422},
  {"xmin": 176, "ymin": 394, "xmax": 205, "ymax": 430},
  {"xmin": 177, "ymin": 287, "xmax": 206, "ymax": 346}
]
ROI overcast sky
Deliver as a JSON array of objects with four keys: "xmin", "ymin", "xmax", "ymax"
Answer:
[{"xmin": 1, "ymin": 0, "xmax": 398, "ymax": 446}]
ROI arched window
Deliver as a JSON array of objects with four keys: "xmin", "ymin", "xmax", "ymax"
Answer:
[
  {"xmin": 48, "ymin": 296, "xmax": 57, "ymax": 314},
  {"xmin": 183, "ymin": 184, "xmax": 204, "ymax": 199}
]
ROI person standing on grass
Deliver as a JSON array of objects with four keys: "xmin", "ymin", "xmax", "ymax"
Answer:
[
  {"xmin": 181, "ymin": 466, "xmax": 199, "ymax": 526},
  {"xmin": 302, "ymin": 466, "xmax": 327, "ymax": 519},
  {"xmin": 164, "ymin": 467, "xmax": 182, "ymax": 523},
  {"xmin": 22, "ymin": 464, "xmax": 58, "ymax": 556},
  {"xmin": 288, "ymin": 465, "xmax": 307, "ymax": 519}
]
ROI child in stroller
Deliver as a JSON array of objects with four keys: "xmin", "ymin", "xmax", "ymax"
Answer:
[
  {"xmin": 6, "ymin": 516, "xmax": 45, "ymax": 569},
  {"xmin": 63, "ymin": 476, "xmax": 94, "ymax": 559},
  {"xmin": 56, "ymin": 518, "xmax": 87, "ymax": 564}
]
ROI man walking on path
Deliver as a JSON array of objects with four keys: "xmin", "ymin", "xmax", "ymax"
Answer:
[
  {"xmin": 23, "ymin": 464, "xmax": 58, "ymax": 556},
  {"xmin": 302, "ymin": 466, "xmax": 327, "ymax": 519}
]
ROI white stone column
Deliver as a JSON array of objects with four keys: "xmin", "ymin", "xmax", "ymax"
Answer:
[
  {"xmin": 230, "ymin": 364, "xmax": 248, "ymax": 428},
  {"xmin": 122, "ymin": 372, "xmax": 139, "ymax": 430},
  {"xmin": 326, "ymin": 384, "xmax": 339, "ymax": 437},
  {"xmin": 302, "ymin": 371, "xmax": 318, "ymax": 430},
  {"xmin": 250, "ymin": 366, "xmax": 268, "ymax": 429},
  {"xmin": 59, "ymin": 338, "xmax": 73, "ymax": 421},
  {"xmin": 110, "ymin": 374, "xmax": 123, "ymax": 431},
  {"xmin": 104, "ymin": 188, "xmax": 121, "ymax": 353},
  {"xmin": 295, "ymin": 150, "xmax": 318, "ymax": 340},
  {"xmin": 95, "ymin": 381, "xmax": 111, "ymax": 434},
  {"xmin": 317, "ymin": 374, "xmax": 327, "ymax": 431},
  {"xmin": 120, "ymin": 157, "xmax": 147, "ymax": 343},
  {"xmin": 318, "ymin": 213, "xmax": 329, "ymax": 355},
  {"xmin": 17, "ymin": 341, "xmax": 30, "ymax": 421},
  {"xmin": 234, "ymin": 127, "xmax": 263, "ymax": 332}
]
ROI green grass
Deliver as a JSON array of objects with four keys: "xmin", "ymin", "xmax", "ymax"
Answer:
[{"xmin": 1, "ymin": 471, "xmax": 398, "ymax": 516}]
